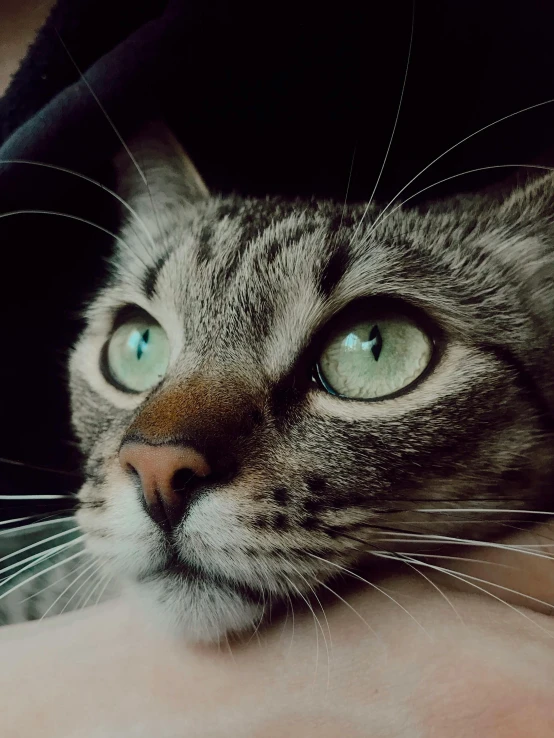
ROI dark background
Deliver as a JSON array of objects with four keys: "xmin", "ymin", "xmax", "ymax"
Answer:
[{"xmin": 2, "ymin": 0, "xmax": 554, "ymax": 517}]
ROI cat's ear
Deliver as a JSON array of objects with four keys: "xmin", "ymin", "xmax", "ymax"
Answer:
[
  {"xmin": 114, "ymin": 121, "xmax": 209, "ymax": 205},
  {"xmin": 495, "ymin": 173, "xmax": 554, "ymax": 414}
]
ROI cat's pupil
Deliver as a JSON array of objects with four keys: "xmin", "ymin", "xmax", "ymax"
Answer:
[
  {"xmin": 367, "ymin": 325, "xmax": 383, "ymax": 361},
  {"xmin": 136, "ymin": 329, "xmax": 150, "ymax": 361}
]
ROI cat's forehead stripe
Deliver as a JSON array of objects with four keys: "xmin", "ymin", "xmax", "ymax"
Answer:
[{"xmin": 141, "ymin": 252, "xmax": 172, "ymax": 299}]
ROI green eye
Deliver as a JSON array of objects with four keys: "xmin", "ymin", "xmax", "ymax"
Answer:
[
  {"xmin": 105, "ymin": 314, "xmax": 170, "ymax": 392},
  {"xmin": 315, "ymin": 309, "xmax": 433, "ymax": 400}
]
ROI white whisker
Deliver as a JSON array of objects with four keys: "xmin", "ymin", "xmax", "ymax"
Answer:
[
  {"xmin": 79, "ymin": 570, "xmax": 111, "ymax": 611},
  {"xmin": 0, "ymin": 160, "xmax": 157, "ymax": 252},
  {"xmin": 284, "ymin": 556, "xmax": 333, "ymax": 652},
  {"xmin": 0, "ymin": 210, "xmax": 135, "ymax": 251},
  {"xmin": 281, "ymin": 572, "xmax": 322, "ymax": 682},
  {"xmin": 0, "ymin": 494, "xmax": 71, "ymax": 500},
  {"xmin": 385, "ymin": 553, "xmax": 554, "ymax": 638},
  {"xmin": 0, "ymin": 527, "xmax": 80, "ymax": 565},
  {"xmin": 390, "ymin": 556, "xmax": 465, "ymax": 625},
  {"xmin": 282, "ymin": 591, "xmax": 296, "ymax": 656},
  {"xmin": 0, "ymin": 455, "xmax": 79, "ymax": 477},
  {"xmin": 0, "ymin": 552, "xmax": 49, "ymax": 578},
  {"xmin": 353, "ymin": 0, "xmax": 415, "ymax": 235},
  {"xmin": 415, "ymin": 508, "xmax": 554, "ymax": 516},
  {"xmin": 59, "ymin": 564, "xmax": 103, "ymax": 616},
  {"xmin": 53, "ymin": 31, "xmax": 148, "ymax": 191},
  {"xmin": 94, "ymin": 573, "xmax": 114, "ymax": 608},
  {"xmin": 0, "ymin": 517, "xmax": 74, "ymax": 537},
  {"xmin": 0, "ymin": 540, "xmax": 86, "ymax": 601},
  {"xmin": 0, "ymin": 517, "xmax": 42, "ymax": 527},
  {"xmin": 362, "ymin": 93, "xmax": 554, "ymax": 236},
  {"xmin": 365, "ymin": 163, "xmax": 553, "ymax": 241},
  {"xmin": 305, "ymin": 551, "xmax": 432, "ymax": 639},
  {"xmin": 372, "ymin": 532, "xmax": 554, "ymax": 560},
  {"xmin": 313, "ymin": 576, "xmax": 380, "ymax": 640},
  {"xmin": 245, "ymin": 588, "xmax": 267, "ymax": 646},
  {"xmin": 53, "ymin": 30, "xmax": 167, "ymax": 251},
  {"xmin": 40, "ymin": 559, "xmax": 99, "ymax": 620},
  {"xmin": 405, "ymin": 553, "xmax": 515, "ymax": 569},
  {"xmin": 282, "ymin": 558, "xmax": 332, "ymax": 688},
  {"xmin": 339, "ymin": 144, "xmax": 357, "ymax": 230},
  {"xmin": 19, "ymin": 557, "xmax": 94, "ymax": 603}
]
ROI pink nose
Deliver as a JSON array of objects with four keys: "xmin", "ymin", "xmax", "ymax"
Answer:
[{"xmin": 119, "ymin": 443, "xmax": 211, "ymax": 530}]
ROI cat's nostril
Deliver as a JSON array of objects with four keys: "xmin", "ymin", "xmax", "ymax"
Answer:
[
  {"xmin": 125, "ymin": 462, "xmax": 139, "ymax": 478},
  {"xmin": 171, "ymin": 467, "xmax": 198, "ymax": 493}
]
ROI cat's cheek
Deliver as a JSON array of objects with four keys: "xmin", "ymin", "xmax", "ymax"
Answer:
[{"xmin": 77, "ymin": 474, "xmax": 166, "ymax": 580}]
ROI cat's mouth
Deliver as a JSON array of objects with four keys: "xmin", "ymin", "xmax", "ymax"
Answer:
[{"xmin": 135, "ymin": 554, "xmax": 264, "ymax": 605}]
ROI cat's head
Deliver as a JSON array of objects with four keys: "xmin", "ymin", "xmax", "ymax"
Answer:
[{"xmin": 70, "ymin": 123, "xmax": 554, "ymax": 641}]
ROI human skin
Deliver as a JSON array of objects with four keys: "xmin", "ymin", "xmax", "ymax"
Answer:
[{"xmin": 1, "ymin": 523, "xmax": 554, "ymax": 738}]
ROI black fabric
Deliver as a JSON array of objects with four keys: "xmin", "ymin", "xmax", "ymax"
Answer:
[{"xmin": 2, "ymin": 0, "xmax": 554, "ymax": 508}]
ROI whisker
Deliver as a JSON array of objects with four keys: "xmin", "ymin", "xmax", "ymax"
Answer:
[
  {"xmin": 313, "ymin": 576, "xmax": 380, "ymax": 640},
  {"xmin": 0, "ymin": 210, "xmax": 135, "ymax": 251},
  {"xmin": 286, "ymin": 590, "xmax": 296, "ymax": 655},
  {"xmin": 79, "ymin": 569, "xmax": 111, "ymax": 611},
  {"xmin": 391, "ymin": 556, "xmax": 466, "ymax": 625},
  {"xmin": 0, "ymin": 539, "xmax": 86, "ymax": 599},
  {"xmin": 327, "ymin": 528, "xmax": 527, "ymax": 572},
  {"xmin": 360, "ymin": 93, "xmax": 554, "ymax": 237},
  {"xmin": 365, "ymin": 163, "xmax": 554, "ymax": 242},
  {"xmin": 0, "ymin": 526, "xmax": 81, "ymax": 566},
  {"xmin": 0, "ymin": 160, "xmax": 156, "ymax": 253},
  {"xmin": 0, "ymin": 494, "xmax": 73, "ymax": 500},
  {"xmin": 384, "ymin": 553, "xmax": 554, "ymax": 638},
  {"xmin": 283, "ymin": 556, "xmax": 334, "ymax": 652},
  {"xmin": 353, "ymin": 0, "xmax": 415, "ymax": 236},
  {"xmin": 415, "ymin": 508, "xmax": 554, "ymax": 516},
  {"xmin": 339, "ymin": 143, "xmax": 357, "ymax": 230},
  {"xmin": 19, "ymin": 557, "xmax": 94, "ymax": 603},
  {"xmin": 0, "ymin": 551, "xmax": 50, "ymax": 578},
  {"xmin": 411, "ymin": 559, "xmax": 554, "ymax": 612},
  {"xmin": 53, "ymin": 29, "xmax": 167, "ymax": 252},
  {"xmin": 245, "ymin": 587, "xmax": 267, "ymax": 646},
  {"xmin": 371, "ymin": 532, "xmax": 554, "ymax": 560},
  {"xmin": 43, "ymin": 559, "xmax": 101, "ymax": 620},
  {"xmin": 305, "ymin": 551, "xmax": 432, "ymax": 639},
  {"xmin": 505, "ymin": 543, "xmax": 554, "ymax": 549},
  {"xmin": 373, "ymin": 537, "xmax": 554, "ymax": 552},
  {"xmin": 0, "ymin": 517, "xmax": 75, "ymax": 537},
  {"xmin": 281, "ymin": 572, "xmax": 323, "ymax": 682},
  {"xmin": 0, "ymin": 517, "xmax": 45, "ymax": 527},
  {"xmin": 94, "ymin": 573, "xmax": 114, "ymax": 607},
  {"xmin": 39, "ymin": 559, "xmax": 99, "ymax": 620},
  {"xmin": 0, "ymin": 456, "xmax": 80, "ymax": 477},
  {"xmin": 282, "ymin": 558, "xmax": 333, "ymax": 688},
  {"xmin": 405, "ymin": 553, "xmax": 515, "ymax": 569}
]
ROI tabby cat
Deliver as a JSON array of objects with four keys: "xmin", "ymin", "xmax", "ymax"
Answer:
[{"xmin": 2, "ymin": 121, "xmax": 554, "ymax": 640}]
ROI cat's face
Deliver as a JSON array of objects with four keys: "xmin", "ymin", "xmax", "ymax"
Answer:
[{"xmin": 70, "ymin": 124, "xmax": 554, "ymax": 640}]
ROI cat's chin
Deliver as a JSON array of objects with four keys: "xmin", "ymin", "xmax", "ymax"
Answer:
[{"xmin": 123, "ymin": 574, "xmax": 264, "ymax": 643}]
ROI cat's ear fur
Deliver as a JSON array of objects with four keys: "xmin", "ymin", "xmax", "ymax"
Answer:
[
  {"xmin": 495, "ymin": 173, "xmax": 554, "ymax": 415},
  {"xmin": 114, "ymin": 121, "xmax": 209, "ymax": 206}
]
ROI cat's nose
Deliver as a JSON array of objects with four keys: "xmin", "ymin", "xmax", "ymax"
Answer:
[{"xmin": 119, "ymin": 443, "xmax": 212, "ymax": 531}]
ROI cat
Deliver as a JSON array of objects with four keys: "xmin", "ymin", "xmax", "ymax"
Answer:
[{"xmin": 2, "ymin": 121, "xmax": 554, "ymax": 640}]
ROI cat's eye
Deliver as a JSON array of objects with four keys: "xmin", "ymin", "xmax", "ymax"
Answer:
[
  {"xmin": 104, "ymin": 313, "xmax": 170, "ymax": 393},
  {"xmin": 315, "ymin": 307, "xmax": 433, "ymax": 400}
]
